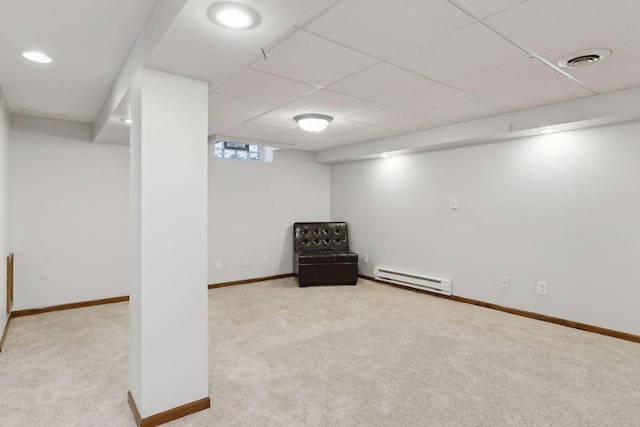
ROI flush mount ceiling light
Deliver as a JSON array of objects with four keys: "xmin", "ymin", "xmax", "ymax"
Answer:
[
  {"xmin": 16, "ymin": 49, "xmax": 53, "ymax": 63},
  {"xmin": 558, "ymin": 49, "xmax": 611, "ymax": 68},
  {"xmin": 120, "ymin": 118, "xmax": 132, "ymax": 124},
  {"xmin": 208, "ymin": 2, "xmax": 260, "ymax": 30},
  {"xmin": 294, "ymin": 114, "xmax": 333, "ymax": 133}
]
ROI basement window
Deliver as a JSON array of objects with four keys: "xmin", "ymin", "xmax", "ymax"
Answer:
[{"xmin": 213, "ymin": 141, "xmax": 261, "ymax": 161}]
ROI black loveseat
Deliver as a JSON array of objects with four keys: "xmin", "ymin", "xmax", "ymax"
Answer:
[{"xmin": 293, "ymin": 222, "xmax": 358, "ymax": 287}]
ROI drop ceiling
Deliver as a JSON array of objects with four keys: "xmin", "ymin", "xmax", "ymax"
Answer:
[{"xmin": 3, "ymin": 0, "xmax": 640, "ymax": 153}]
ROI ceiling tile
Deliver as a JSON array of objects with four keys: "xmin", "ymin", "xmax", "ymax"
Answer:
[
  {"xmin": 315, "ymin": 126, "xmax": 407, "ymax": 146},
  {"xmin": 383, "ymin": 115, "xmax": 454, "ymax": 132},
  {"xmin": 579, "ymin": 62, "xmax": 640, "ymax": 93},
  {"xmin": 341, "ymin": 104, "xmax": 417, "ymax": 125},
  {"xmin": 216, "ymin": 68, "xmax": 318, "ymax": 105},
  {"xmin": 252, "ymin": 108, "xmax": 306, "ymax": 128},
  {"xmin": 294, "ymin": 139, "xmax": 353, "ymax": 152},
  {"xmin": 429, "ymin": 101, "xmax": 514, "ymax": 122},
  {"xmin": 263, "ymin": 129, "xmax": 321, "ymax": 145},
  {"xmin": 328, "ymin": 63, "xmax": 434, "ymax": 103},
  {"xmin": 491, "ymin": 79, "xmax": 594, "ymax": 110},
  {"xmin": 285, "ymin": 89, "xmax": 374, "ymax": 116},
  {"xmin": 208, "ymin": 92, "xmax": 276, "ymax": 119},
  {"xmin": 384, "ymin": 83, "xmax": 479, "ymax": 114},
  {"xmin": 453, "ymin": 0, "xmax": 527, "ymax": 18},
  {"xmin": 221, "ymin": 120, "xmax": 293, "ymax": 140},
  {"xmin": 208, "ymin": 114, "xmax": 246, "ymax": 134},
  {"xmin": 448, "ymin": 58, "xmax": 564, "ymax": 99},
  {"xmin": 488, "ymin": 0, "xmax": 640, "ymax": 53},
  {"xmin": 264, "ymin": 118, "xmax": 371, "ymax": 144},
  {"xmin": 305, "ymin": 0, "xmax": 474, "ymax": 59},
  {"xmin": 541, "ymin": 24, "xmax": 640, "ymax": 78},
  {"xmin": 319, "ymin": 118, "xmax": 372, "ymax": 137},
  {"xmin": 251, "ymin": 31, "xmax": 377, "ymax": 87},
  {"xmin": 390, "ymin": 23, "xmax": 527, "ymax": 82}
]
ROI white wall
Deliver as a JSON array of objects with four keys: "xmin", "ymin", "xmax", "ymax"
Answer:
[
  {"xmin": 0, "ymin": 89, "xmax": 11, "ymax": 334},
  {"xmin": 331, "ymin": 121, "xmax": 640, "ymax": 336},
  {"xmin": 10, "ymin": 115, "xmax": 129, "ymax": 310},
  {"xmin": 9, "ymin": 110, "xmax": 638, "ymax": 337},
  {"xmin": 208, "ymin": 149, "xmax": 331, "ymax": 284},
  {"xmin": 9, "ymin": 114, "xmax": 330, "ymax": 309}
]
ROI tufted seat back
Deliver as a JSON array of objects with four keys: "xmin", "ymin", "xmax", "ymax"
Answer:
[{"xmin": 294, "ymin": 222, "xmax": 350, "ymax": 253}]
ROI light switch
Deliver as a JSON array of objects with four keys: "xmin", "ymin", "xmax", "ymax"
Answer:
[{"xmin": 450, "ymin": 197, "xmax": 458, "ymax": 209}]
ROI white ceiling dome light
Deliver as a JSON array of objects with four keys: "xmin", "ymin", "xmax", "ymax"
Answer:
[
  {"xmin": 16, "ymin": 49, "xmax": 53, "ymax": 63},
  {"xmin": 294, "ymin": 114, "xmax": 333, "ymax": 132},
  {"xmin": 208, "ymin": 2, "xmax": 260, "ymax": 30}
]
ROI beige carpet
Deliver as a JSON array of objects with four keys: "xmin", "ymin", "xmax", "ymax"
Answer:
[{"xmin": 1, "ymin": 277, "xmax": 639, "ymax": 426}]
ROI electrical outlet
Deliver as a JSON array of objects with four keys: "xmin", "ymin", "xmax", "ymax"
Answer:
[
  {"xmin": 263, "ymin": 255, "xmax": 268, "ymax": 265},
  {"xmin": 215, "ymin": 260, "xmax": 221, "ymax": 270},
  {"xmin": 537, "ymin": 281, "xmax": 548, "ymax": 295},
  {"xmin": 501, "ymin": 276, "xmax": 509, "ymax": 288},
  {"xmin": 363, "ymin": 254, "xmax": 368, "ymax": 264},
  {"xmin": 243, "ymin": 257, "xmax": 251, "ymax": 266}
]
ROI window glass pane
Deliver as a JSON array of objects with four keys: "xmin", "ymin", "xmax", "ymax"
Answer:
[
  {"xmin": 225, "ymin": 142, "xmax": 248, "ymax": 151},
  {"xmin": 213, "ymin": 141, "xmax": 263, "ymax": 162}
]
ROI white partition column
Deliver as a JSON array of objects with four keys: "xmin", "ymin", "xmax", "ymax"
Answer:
[{"xmin": 129, "ymin": 69, "xmax": 209, "ymax": 424}]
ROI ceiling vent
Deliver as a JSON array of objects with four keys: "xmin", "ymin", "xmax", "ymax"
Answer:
[{"xmin": 558, "ymin": 49, "xmax": 611, "ymax": 68}]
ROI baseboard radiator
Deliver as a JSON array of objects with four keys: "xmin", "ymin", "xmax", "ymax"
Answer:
[{"xmin": 373, "ymin": 266, "xmax": 452, "ymax": 296}]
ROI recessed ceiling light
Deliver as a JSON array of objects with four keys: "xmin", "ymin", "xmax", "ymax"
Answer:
[
  {"xmin": 120, "ymin": 117, "xmax": 132, "ymax": 124},
  {"xmin": 540, "ymin": 128, "xmax": 557, "ymax": 134},
  {"xmin": 558, "ymin": 49, "xmax": 611, "ymax": 68},
  {"xmin": 208, "ymin": 2, "xmax": 260, "ymax": 30},
  {"xmin": 380, "ymin": 152, "xmax": 390, "ymax": 158},
  {"xmin": 17, "ymin": 49, "xmax": 53, "ymax": 64},
  {"xmin": 294, "ymin": 114, "xmax": 333, "ymax": 133}
]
